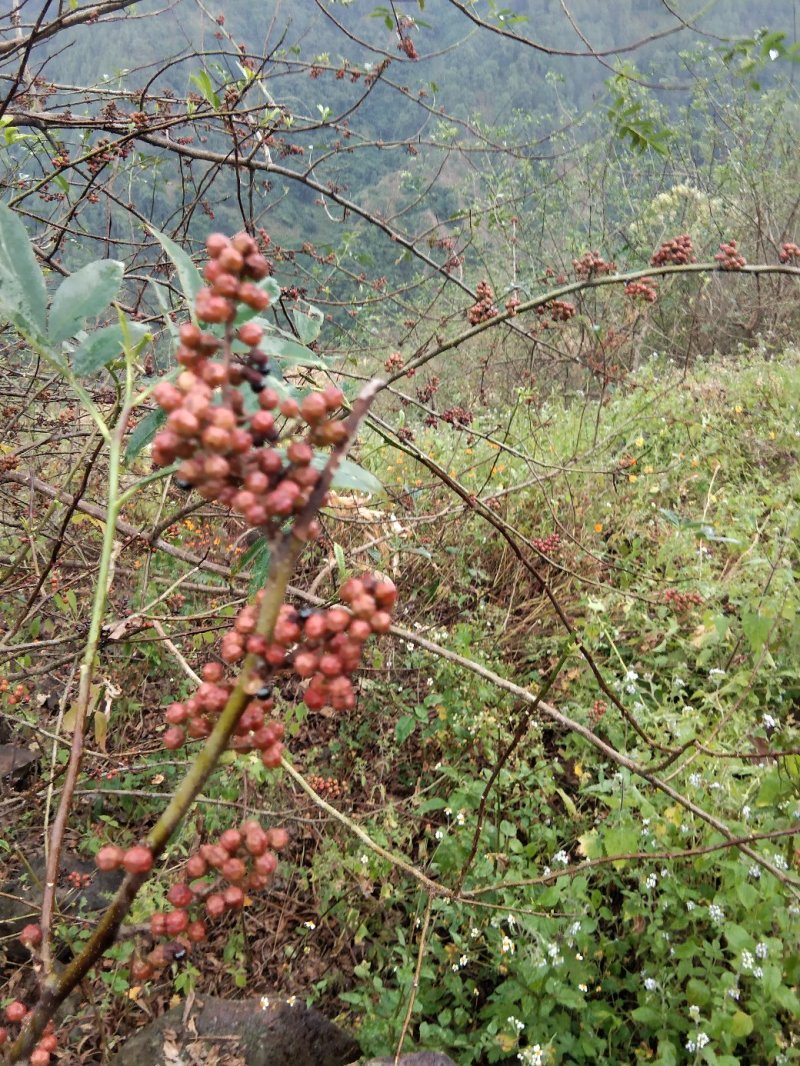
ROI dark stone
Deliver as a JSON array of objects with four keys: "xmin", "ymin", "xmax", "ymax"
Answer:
[
  {"xmin": 364, "ymin": 1056, "xmax": 458, "ymax": 1066},
  {"xmin": 0, "ymin": 851, "xmax": 123, "ymax": 962},
  {"xmin": 109, "ymin": 995, "xmax": 359, "ymax": 1066},
  {"xmin": 0, "ymin": 743, "xmax": 38, "ymax": 783}
]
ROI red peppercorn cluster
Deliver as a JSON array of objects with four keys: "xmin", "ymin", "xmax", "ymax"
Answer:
[
  {"xmin": 307, "ymin": 774, "xmax": 346, "ymax": 799},
  {"xmin": 589, "ymin": 699, "xmax": 607, "ymax": 724},
  {"xmin": 505, "ymin": 293, "xmax": 521, "ymax": 315},
  {"xmin": 532, "ymin": 532, "xmax": 561, "ymax": 556},
  {"xmin": 126, "ymin": 820, "xmax": 288, "ymax": 982},
  {"xmin": 440, "ymin": 406, "xmax": 474, "ymax": 427},
  {"xmin": 293, "ymin": 574, "xmax": 397, "ymax": 712},
  {"xmin": 468, "ymin": 281, "xmax": 499, "ymax": 325},
  {"xmin": 535, "ymin": 298, "xmax": 576, "ymax": 325},
  {"xmin": 96, "ymin": 842, "xmax": 155, "ymax": 876},
  {"xmin": 663, "ymin": 588, "xmax": 704, "ymax": 612},
  {"xmin": 384, "ymin": 351, "xmax": 404, "ymax": 372},
  {"xmin": 714, "ymin": 239, "xmax": 746, "ymax": 270},
  {"xmin": 573, "ymin": 250, "xmax": 616, "ymax": 278},
  {"xmin": 416, "ymin": 375, "xmax": 440, "ymax": 405},
  {"xmin": 778, "ymin": 241, "xmax": 800, "ymax": 263},
  {"xmin": 624, "ymin": 277, "xmax": 658, "ymax": 302},
  {"xmin": 651, "ymin": 234, "xmax": 696, "ymax": 266},
  {"xmin": 1, "ymin": 1002, "xmax": 58, "ymax": 1064},
  {"xmin": 150, "ymin": 232, "xmax": 348, "ymax": 537}
]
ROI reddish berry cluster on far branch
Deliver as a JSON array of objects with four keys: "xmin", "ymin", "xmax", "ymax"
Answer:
[
  {"xmin": 573, "ymin": 250, "xmax": 616, "ymax": 278},
  {"xmin": 151, "ymin": 231, "xmax": 347, "ymax": 539},
  {"xmin": 535, "ymin": 299, "xmax": 576, "ymax": 327},
  {"xmin": 468, "ymin": 281, "xmax": 499, "ymax": 325},
  {"xmin": 663, "ymin": 588, "xmax": 704, "ymax": 612},
  {"xmin": 714, "ymin": 239, "xmax": 746, "ymax": 270},
  {"xmin": 651, "ymin": 234, "xmax": 696, "ymax": 266},
  {"xmin": 779, "ymin": 241, "xmax": 800, "ymax": 263},
  {"xmin": 532, "ymin": 532, "xmax": 562, "ymax": 556},
  {"xmin": 624, "ymin": 277, "xmax": 658, "ymax": 302}
]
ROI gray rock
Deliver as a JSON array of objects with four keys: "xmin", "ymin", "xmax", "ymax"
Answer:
[
  {"xmin": 109, "ymin": 995, "xmax": 359, "ymax": 1066},
  {"xmin": 0, "ymin": 851, "xmax": 122, "ymax": 962}
]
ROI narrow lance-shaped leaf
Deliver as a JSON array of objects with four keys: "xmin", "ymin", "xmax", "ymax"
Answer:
[{"xmin": 49, "ymin": 260, "xmax": 124, "ymax": 344}]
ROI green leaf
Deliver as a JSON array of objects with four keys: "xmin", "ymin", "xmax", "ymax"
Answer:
[
  {"xmin": 603, "ymin": 824, "xmax": 639, "ymax": 868},
  {"xmin": 189, "ymin": 69, "xmax": 220, "ymax": 108},
  {"xmin": 741, "ymin": 610, "xmax": 772, "ymax": 653},
  {"xmin": 73, "ymin": 321, "xmax": 148, "ymax": 376},
  {"xmin": 259, "ymin": 332, "xmax": 329, "ymax": 369},
  {"xmin": 293, "ymin": 305, "xmax": 323, "ymax": 345},
  {"xmin": 686, "ymin": 978, "xmax": 710, "ymax": 1006},
  {"xmin": 246, "ymin": 539, "xmax": 271, "ymax": 593},
  {"xmin": 49, "ymin": 259, "xmax": 124, "ymax": 344},
  {"xmin": 396, "ymin": 715, "xmax": 417, "ymax": 744},
  {"xmin": 0, "ymin": 201, "xmax": 47, "ymax": 335},
  {"xmin": 310, "ymin": 455, "xmax": 382, "ymax": 495},
  {"xmin": 333, "ymin": 542, "xmax": 346, "ymax": 581},
  {"xmin": 148, "ymin": 226, "xmax": 203, "ymax": 317},
  {"xmin": 729, "ymin": 1011, "xmax": 753, "ymax": 1038},
  {"xmin": 125, "ymin": 406, "xmax": 167, "ymax": 462}
]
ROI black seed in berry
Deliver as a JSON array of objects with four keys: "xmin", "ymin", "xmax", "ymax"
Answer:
[
  {"xmin": 250, "ymin": 379, "xmax": 265, "ymax": 393},
  {"xmin": 175, "ymin": 479, "xmax": 192, "ymax": 491},
  {"xmin": 297, "ymin": 608, "xmax": 314, "ymax": 621}
]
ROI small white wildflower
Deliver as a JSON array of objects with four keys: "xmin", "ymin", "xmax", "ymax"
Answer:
[
  {"xmin": 709, "ymin": 668, "xmax": 726, "ymax": 678},
  {"xmin": 741, "ymin": 949, "xmax": 754, "ymax": 971},
  {"xmin": 507, "ymin": 1016, "xmax": 525, "ymax": 1032},
  {"xmin": 455, "ymin": 810, "xmax": 466, "ymax": 825},
  {"xmin": 569, "ymin": 921, "xmax": 581, "ymax": 938},
  {"xmin": 753, "ymin": 965, "xmax": 764, "ymax": 979},
  {"xmin": 686, "ymin": 901, "xmax": 696, "ymax": 912},
  {"xmin": 360, "ymin": 854, "xmax": 369, "ymax": 865},
  {"xmin": 625, "ymin": 683, "xmax": 637, "ymax": 694},
  {"xmin": 742, "ymin": 805, "xmax": 751, "ymax": 821},
  {"xmin": 470, "ymin": 926, "xmax": 481, "ymax": 939},
  {"xmin": 696, "ymin": 1032, "xmax": 709, "ymax": 1049},
  {"xmin": 727, "ymin": 986, "xmax": 740, "ymax": 1000},
  {"xmin": 303, "ymin": 920, "xmax": 316, "ymax": 930},
  {"xmin": 686, "ymin": 1039, "xmax": 697, "ymax": 1053},
  {"xmin": 748, "ymin": 864, "xmax": 761, "ymax": 879},
  {"xmin": 426, "ymin": 677, "xmax": 434, "ymax": 687},
  {"xmin": 552, "ymin": 849, "xmax": 569, "ymax": 866},
  {"xmin": 772, "ymin": 853, "xmax": 788, "ymax": 870},
  {"xmin": 626, "ymin": 669, "xmax": 639, "ymax": 682},
  {"xmin": 688, "ymin": 1005, "xmax": 701, "ymax": 1021},
  {"xmin": 406, "ymin": 641, "xmax": 414, "ymax": 651},
  {"xmin": 507, "ymin": 912, "xmax": 517, "ymax": 927},
  {"xmin": 578, "ymin": 982, "xmax": 588, "ymax": 992},
  {"xmin": 547, "ymin": 943, "xmax": 560, "ymax": 958},
  {"xmin": 688, "ymin": 773, "xmax": 702, "ymax": 788},
  {"xmin": 673, "ymin": 677, "xmax": 685, "ymax": 689},
  {"xmin": 575, "ymin": 952, "xmax": 584, "ymax": 961},
  {"xmin": 708, "ymin": 903, "xmax": 724, "ymax": 924},
  {"xmin": 645, "ymin": 872, "xmax": 658, "ymax": 889},
  {"xmin": 762, "ymin": 713, "xmax": 779, "ymax": 730},
  {"xmin": 260, "ymin": 995, "xmax": 271, "ymax": 1009},
  {"xmin": 500, "ymin": 935, "xmax": 515, "ymax": 955},
  {"xmin": 459, "ymin": 953, "xmax": 469, "ymax": 967},
  {"xmin": 444, "ymin": 807, "xmax": 453, "ymax": 817},
  {"xmin": 644, "ymin": 977, "xmax": 658, "ymax": 992},
  {"xmin": 755, "ymin": 941, "xmax": 768, "ymax": 959},
  {"xmin": 434, "ymin": 828, "xmax": 444, "ymax": 841},
  {"xmin": 451, "ymin": 963, "xmax": 460, "ymax": 972}
]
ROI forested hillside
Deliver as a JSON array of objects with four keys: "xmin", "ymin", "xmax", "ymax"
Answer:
[{"xmin": 1, "ymin": 2, "xmax": 799, "ymax": 1065}]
